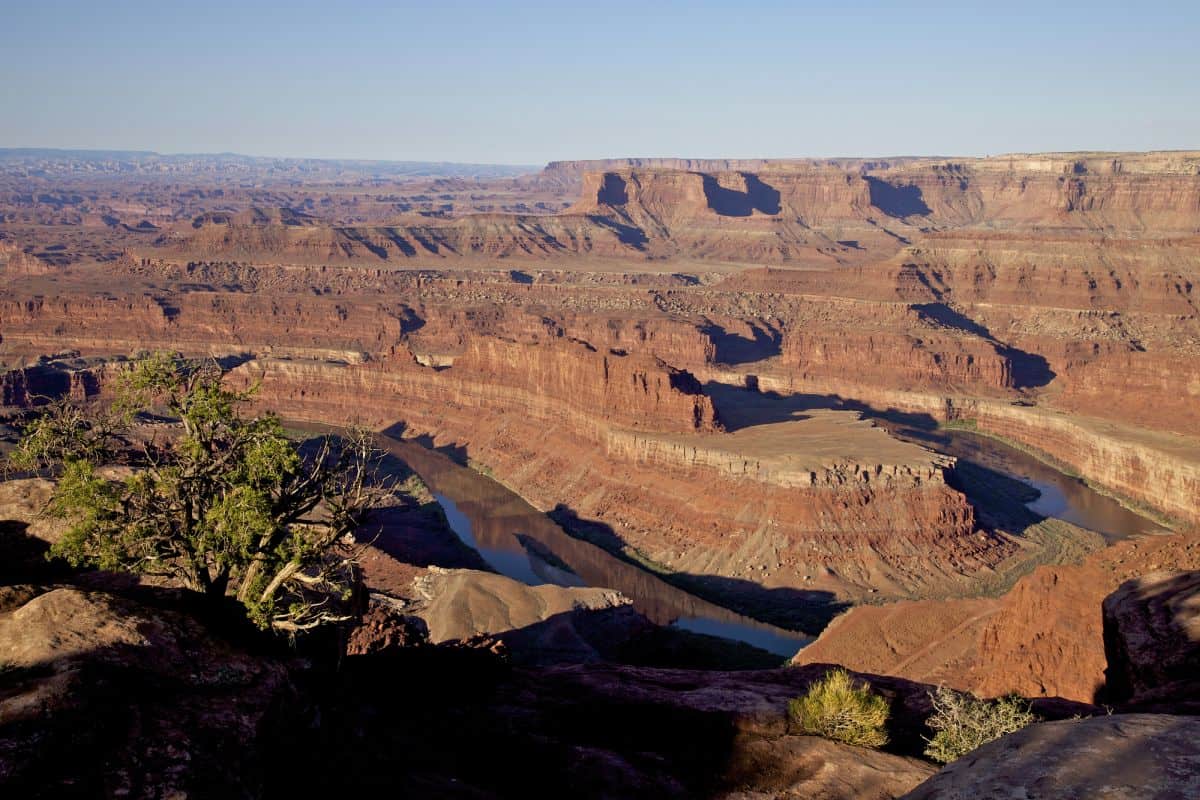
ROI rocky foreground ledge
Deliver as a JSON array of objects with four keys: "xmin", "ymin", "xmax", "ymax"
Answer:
[
  {"xmin": 902, "ymin": 714, "xmax": 1200, "ymax": 800},
  {"xmin": 0, "ymin": 580, "xmax": 943, "ymax": 798},
  {"xmin": 3, "ymin": 538, "xmax": 1199, "ymax": 798}
]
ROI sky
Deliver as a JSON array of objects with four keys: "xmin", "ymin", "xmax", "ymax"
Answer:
[{"xmin": 2, "ymin": 0, "xmax": 1198, "ymax": 164}]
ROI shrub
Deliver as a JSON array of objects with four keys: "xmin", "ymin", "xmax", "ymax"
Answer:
[
  {"xmin": 788, "ymin": 668, "xmax": 890, "ymax": 748},
  {"xmin": 923, "ymin": 686, "xmax": 1037, "ymax": 763}
]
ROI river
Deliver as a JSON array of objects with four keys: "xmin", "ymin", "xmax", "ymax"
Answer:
[
  {"xmin": 878, "ymin": 424, "xmax": 1167, "ymax": 542},
  {"xmin": 315, "ymin": 402, "xmax": 1166, "ymax": 660},
  {"xmin": 373, "ymin": 419, "xmax": 1165, "ymax": 658},
  {"xmin": 374, "ymin": 434, "xmax": 813, "ymax": 658}
]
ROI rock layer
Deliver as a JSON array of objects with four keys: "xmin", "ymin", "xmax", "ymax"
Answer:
[{"xmin": 231, "ymin": 354, "xmax": 992, "ymax": 607}]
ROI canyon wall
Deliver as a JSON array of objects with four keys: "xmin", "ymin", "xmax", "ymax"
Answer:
[
  {"xmin": 116, "ymin": 151, "xmax": 1200, "ymax": 268},
  {"xmin": 780, "ymin": 330, "xmax": 1016, "ymax": 394},
  {"xmin": 3, "ymin": 248, "xmax": 1196, "ymax": 530},
  {"xmin": 741, "ymin": 370, "xmax": 1200, "ymax": 527},
  {"xmin": 224, "ymin": 351, "xmax": 996, "ymax": 610},
  {"xmin": 0, "ymin": 292, "xmax": 407, "ymax": 363},
  {"xmin": 3, "ymin": 149, "xmax": 1197, "ymax": 617},
  {"xmin": 794, "ymin": 528, "xmax": 1200, "ymax": 703}
]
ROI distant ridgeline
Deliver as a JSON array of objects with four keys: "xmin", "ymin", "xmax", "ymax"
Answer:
[{"xmin": 0, "ymin": 147, "xmax": 538, "ymax": 180}]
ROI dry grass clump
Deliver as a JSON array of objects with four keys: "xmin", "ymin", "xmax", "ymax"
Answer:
[
  {"xmin": 788, "ymin": 668, "xmax": 890, "ymax": 748},
  {"xmin": 923, "ymin": 686, "xmax": 1038, "ymax": 763}
]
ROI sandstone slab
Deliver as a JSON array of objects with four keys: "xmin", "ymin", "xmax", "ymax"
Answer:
[{"xmin": 901, "ymin": 714, "xmax": 1200, "ymax": 800}]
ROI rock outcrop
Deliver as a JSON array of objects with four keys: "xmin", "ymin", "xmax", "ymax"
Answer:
[
  {"xmin": 0, "ymin": 361, "xmax": 103, "ymax": 408},
  {"xmin": 901, "ymin": 714, "xmax": 1200, "ymax": 800},
  {"xmin": 0, "ymin": 242, "xmax": 56, "ymax": 278},
  {"xmin": 344, "ymin": 601, "xmax": 430, "ymax": 655},
  {"xmin": 0, "ymin": 587, "xmax": 295, "ymax": 799},
  {"xmin": 718, "ymin": 735, "xmax": 936, "ymax": 800},
  {"xmin": 0, "ymin": 478, "xmax": 59, "ymax": 543},
  {"xmin": 1102, "ymin": 570, "xmax": 1200, "ymax": 710},
  {"xmin": 402, "ymin": 567, "xmax": 652, "ymax": 665},
  {"xmin": 793, "ymin": 529, "xmax": 1200, "ymax": 702},
  {"xmin": 299, "ymin": 655, "xmax": 947, "ymax": 799}
]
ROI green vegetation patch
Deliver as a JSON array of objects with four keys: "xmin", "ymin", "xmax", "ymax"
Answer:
[{"xmin": 788, "ymin": 668, "xmax": 890, "ymax": 748}]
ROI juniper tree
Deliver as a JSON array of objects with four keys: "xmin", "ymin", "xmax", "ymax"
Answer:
[{"xmin": 9, "ymin": 352, "xmax": 383, "ymax": 632}]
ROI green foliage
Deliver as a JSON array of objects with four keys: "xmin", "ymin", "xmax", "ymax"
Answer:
[
  {"xmin": 10, "ymin": 351, "xmax": 384, "ymax": 633},
  {"xmin": 788, "ymin": 668, "xmax": 890, "ymax": 748},
  {"xmin": 6, "ymin": 398, "xmax": 120, "ymax": 474},
  {"xmin": 923, "ymin": 686, "xmax": 1038, "ymax": 764}
]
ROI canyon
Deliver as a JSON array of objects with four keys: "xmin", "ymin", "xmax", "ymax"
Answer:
[
  {"xmin": 2, "ymin": 150, "xmax": 1198, "ymax": 687},
  {"xmin": 3, "ymin": 147, "xmax": 1200, "ymax": 798}
]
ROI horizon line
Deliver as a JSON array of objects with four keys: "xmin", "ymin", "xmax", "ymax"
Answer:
[{"xmin": 3, "ymin": 145, "xmax": 1200, "ymax": 170}]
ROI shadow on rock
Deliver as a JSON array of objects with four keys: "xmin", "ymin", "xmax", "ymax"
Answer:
[
  {"xmin": 703, "ymin": 381, "xmax": 941, "ymax": 433},
  {"xmin": 0, "ymin": 521, "xmax": 73, "ymax": 583},
  {"xmin": 702, "ymin": 173, "xmax": 782, "ymax": 217},
  {"xmin": 913, "ymin": 302, "xmax": 1055, "ymax": 389},
  {"xmin": 548, "ymin": 504, "xmax": 849, "ymax": 633},
  {"xmin": 700, "ymin": 321, "xmax": 783, "ymax": 365},
  {"xmin": 865, "ymin": 176, "xmax": 931, "ymax": 218},
  {"xmin": 668, "ymin": 573, "xmax": 852, "ymax": 633}
]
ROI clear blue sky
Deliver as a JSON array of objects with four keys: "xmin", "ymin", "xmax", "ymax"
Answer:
[{"xmin": 3, "ymin": 0, "xmax": 1197, "ymax": 164}]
